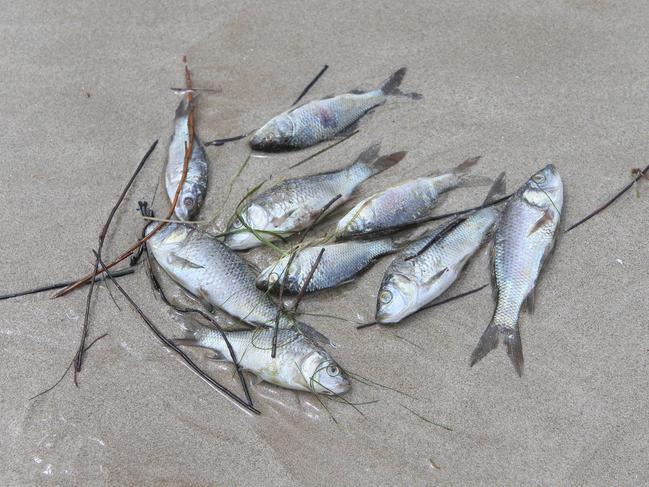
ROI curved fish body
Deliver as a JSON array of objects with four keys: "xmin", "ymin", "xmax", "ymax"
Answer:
[
  {"xmin": 174, "ymin": 326, "xmax": 350, "ymax": 394},
  {"xmin": 251, "ymin": 68, "xmax": 410, "ymax": 151},
  {"xmin": 470, "ymin": 165, "xmax": 563, "ymax": 376},
  {"xmin": 376, "ymin": 208, "xmax": 500, "ymax": 323},
  {"xmin": 257, "ymin": 239, "xmax": 397, "ymax": 294},
  {"xmin": 166, "ymin": 97, "xmax": 209, "ymax": 221},
  {"xmin": 335, "ymin": 157, "xmax": 481, "ymax": 238},
  {"xmin": 225, "ymin": 145, "xmax": 405, "ymax": 250},
  {"xmin": 146, "ymin": 223, "xmax": 294, "ymax": 329}
]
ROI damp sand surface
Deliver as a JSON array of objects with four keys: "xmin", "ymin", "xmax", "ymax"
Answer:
[{"xmin": 2, "ymin": 1, "xmax": 649, "ymax": 485}]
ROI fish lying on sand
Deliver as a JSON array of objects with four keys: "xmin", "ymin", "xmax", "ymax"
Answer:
[
  {"xmin": 250, "ymin": 67, "xmax": 417, "ymax": 151},
  {"xmin": 375, "ymin": 174, "xmax": 506, "ymax": 324},
  {"xmin": 146, "ymin": 223, "xmax": 330, "ymax": 345},
  {"xmin": 225, "ymin": 144, "xmax": 405, "ymax": 250},
  {"xmin": 257, "ymin": 238, "xmax": 398, "ymax": 294},
  {"xmin": 166, "ymin": 97, "xmax": 209, "ymax": 221},
  {"xmin": 174, "ymin": 324, "xmax": 350, "ymax": 394},
  {"xmin": 470, "ymin": 165, "xmax": 563, "ymax": 376}
]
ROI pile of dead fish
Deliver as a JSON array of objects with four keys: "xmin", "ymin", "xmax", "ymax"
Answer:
[{"xmin": 150, "ymin": 67, "xmax": 563, "ymax": 398}]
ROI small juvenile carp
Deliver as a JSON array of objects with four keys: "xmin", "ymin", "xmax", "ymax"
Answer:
[
  {"xmin": 166, "ymin": 97, "xmax": 209, "ymax": 221},
  {"xmin": 257, "ymin": 239, "xmax": 398, "ymax": 294},
  {"xmin": 146, "ymin": 223, "xmax": 330, "ymax": 344},
  {"xmin": 470, "ymin": 165, "xmax": 563, "ymax": 376},
  {"xmin": 225, "ymin": 144, "xmax": 405, "ymax": 250},
  {"xmin": 335, "ymin": 157, "xmax": 485, "ymax": 237},
  {"xmin": 251, "ymin": 68, "xmax": 414, "ymax": 151},
  {"xmin": 376, "ymin": 175, "xmax": 505, "ymax": 323},
  {"xmin": 174, "ymin": 325, "xmax": 350, "ymax": 394}
]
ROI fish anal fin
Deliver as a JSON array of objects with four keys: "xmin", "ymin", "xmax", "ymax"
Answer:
[{"xmin": 528, "ymin": 209, "xmax": 553, "ymax": 237}]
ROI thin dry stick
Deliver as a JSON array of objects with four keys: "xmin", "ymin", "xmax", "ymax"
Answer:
[
  {"xmin": 565, "ymin": 162, "xmax": 649, "ymax": 233},
  {"xmin": 271, "ymin": 250, "xmax": 298, "ymax": 358},
  {"xmin": 144, "ymin": 248, "xmax": 254, "ymax": 407},
  {"xmin": 291, "ymin": 247, "xmax": 325, "ymax": 313},
  {"xmin": 74, "ymin": 139, "xmax": 159, "ymax": 382},
  {"xmin": 292, "ymin": 64, "xmax": 329, "ymax": 106},
  {"xmin": 53, "ymin": 60, "xmax": 196, "ymax": 299},
  {"xmin": 95, "ymin": 252, "xmax": 260, "ymax": 414},
  {"xmin": 0, "ymin": 267, "xmax": 135, "ymax": 301}
]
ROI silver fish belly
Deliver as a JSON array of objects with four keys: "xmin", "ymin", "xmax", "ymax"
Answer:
[
  {"xmin": 257, "ymin": 239, "xmax": 397, "ymax": 294},
  {"xmin": 166, "ymin": 97, "xmax": 209, "ymax": 221},
  {"xmin": 470, "ymin": 164, "xmax": 563, "ymax": 376}
]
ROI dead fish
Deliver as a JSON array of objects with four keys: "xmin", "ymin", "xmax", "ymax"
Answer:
[
  {"xmin": 470, "ymin": 165, "xmax": 563, "ymax": 376},
  {"xmin": 166, "ymin": 97, "xmax": 209, "ymax": 221},
  {"xmin": 335, "ymin": 156, "xmax": 488, "ymax": 238},
  {"xmin": 376, "ymin": 174, "xmax": 506, "ymax": 324},
  {"xmin": 251, "ymin": 68, "xmax": 415, "ymax": 151},
  {"xmin": 257, "ymin": 238, "xmax": 398, "ymax": 294},
  {"xmin": 174, "ymin": 324, "xmax": 350, "ymax": 394},
  {"xmin": 225, "ymin": 144, "xmax": 405, "ymax": 250},
  {"xmin": 146, "ymin": 223, "xmax": 330, "ymax": 345}
]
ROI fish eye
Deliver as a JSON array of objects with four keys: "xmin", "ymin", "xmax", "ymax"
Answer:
[
  {"xmin": 183, "ymin": 197, "xmax": 194, "ymax": 208},
  {"xmin": 379, "ymin": 290, "xmax": 393, "ymax": 304},
  {"xmin": 232, "ymin": 218, "xmax": 243, "ymax": 228},
  {"xmin": 268, "ymin": 272, "xmax": 279, "ymax": 284},
  {"xmin": 326, "ymin": 365, "xmax": 340, "ymax": 377},
  {"xmin": 532, "ymin": 174, "xmax": 546, "ymax": 184}
]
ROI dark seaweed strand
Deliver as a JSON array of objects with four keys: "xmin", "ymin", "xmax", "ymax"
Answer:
[
  {"xmin": 95, "ymin": 252, "xmax": 260, "ymax": 415},
  {"xmin": 565, "ymin": 162, "xmax": 649, "ymax": 233},
  {"xmin": 74, "ymin": 139, "xmax": 159, "ymax": 383},
  {"xmin": 0, "ymin": 267, "xmax": 135, "ymax": 301},
  {"xmin": 292, "ymin": 64, "xmax": 329, "ymax": 106},
  {"xmin": 404, "ymin": 216, "xmax": 468, "ymax": 261},
  {"xmin": 141, "ymin": 223, "xmax": 254, "ymax": 408},
  {"xmin": 291, "ymin": 248, "xmax": 326, "ymax": 313},
  {"xmin": 204, "ymin": 132, "xmax": 251, "ymax": 147}
]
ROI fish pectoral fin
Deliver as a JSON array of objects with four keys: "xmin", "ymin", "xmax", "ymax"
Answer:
[
  {"xmin": 168, "ymin": 252, "xmax": 204, "ymax": 270},
  {"xmin": 423, "ymin": 267, "xmax": 449, "ymax": 285},
  {"xmin": 527, "ymin": 209, "xmax": 554, "ymax": 237},
  {"xmin": 271, "ymin": 208, "xmax": 297, "ymax": 227}
]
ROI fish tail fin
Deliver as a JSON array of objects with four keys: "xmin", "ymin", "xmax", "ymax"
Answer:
[
  {"xmin": 482, "ymin": 171, "xmax": 507, "ymax": 205},
  {"xmin": 364, "ymin": 151, "xmax": 407, "ymax": 177},
  {"xmin": 470, "ymin": 321, "xmax": 524, "ymax": 377},
  {"xmin": 379, "ymin": 67, "xmax": 407, "ymax": 95}
]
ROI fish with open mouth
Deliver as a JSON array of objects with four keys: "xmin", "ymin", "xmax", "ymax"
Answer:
[
  {"xmin": 335, "ymin": 156, "xmax": 488, "ymax": 238},
  {"xmin": 257, "ymin": 238, "xmax": 398, "ymax": 294},
  {"xmin": 225, "ymin": 144, "xmax": 405, "ymax": 250},
  {"xmin": 174, "ymin": 324, "xmax": 350, "ymax": 394},
  {"xmin": 166, "ymin": 97, "xmax": 209, "ymax": 221},
  {"xmin": 470, "ymin": 165, "xmax": 563, "ymax": 376},
  {"xmin": 146, "ymin": 223, "xmax": 330, "ymax": 345},
  {"xmin": 250, "ymin": 67, "xmax": 417, "ymax": 151},
  {"xmin": 375, "ymin": 174, "xmax": 506, "ymax": 324}
]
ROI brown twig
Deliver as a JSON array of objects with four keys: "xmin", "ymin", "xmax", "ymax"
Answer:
[
  {"xmin": 53, "ymin": 59, "xmax": 196, "ymax": 299},
  {"xmin": 94, "ymin": 252, "xmax": 260, "ymax": 414},
  {"xmin": 292, "ymin": 248, "xmax": 325, "ymax": 312},
  {"xmin": 73, "ymin": 139, "xmax": 159, "ymax": 382},
  {"xmin": 565, "ymin": 162, "xmax": 649, "ymax": 233}
]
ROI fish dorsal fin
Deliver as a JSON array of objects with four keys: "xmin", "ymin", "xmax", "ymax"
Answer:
[
  {"xmin": 482, "ymin": 172, "xmax": 507, "ymax": 205},
  {"xmin": 527, "ymin": 208, "xmax": 554, "ymax": 237}
]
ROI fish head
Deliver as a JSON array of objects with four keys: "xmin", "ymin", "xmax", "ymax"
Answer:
[
  {"xmin": 301, "ymin": 351, "xmax": 351, "ymax": 395},
  {"xmin": 375, "ymin": 272, "xmax": 418, "ymax": 323},
  {"xmin": 250, "ymin": 116, "xmax": 294, "ymax": 151},
  {"xmin": 175, "ymin": 183, "xmax": 203, "ymax": 221},
  {"xmin": 224, "ymin": 204, "xmax": 271, "ymax": 249},
  {"xmin": 523, "ymin": 164, "xmax": 564, "ymax": 210},
  {"xmin": 255, "ymin": 258, "xmax": 297, "ymax": 292}
]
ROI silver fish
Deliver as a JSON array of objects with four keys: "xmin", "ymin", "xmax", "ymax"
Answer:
[
  {"xmin": 376, "ymin": 175, "xmax": 506, "ymax": 323},
  {"xmin": 335, "ymin": 157, "xmax": 484, "ymax": 238},
  {"xmin": 250, "ymin": 68, "xmax": 412, "ymax": 151},
  {"xmin": 166, "ymin": 97, "xmax": 209, "ymax": 221},
  {"xmin": 225, "ymin": 144, "xmax": 405, "ymax": 250},
  {"xmin": 470, "ymin": 165, "xmax": 563, "ymax": 376},
  {"xmin": 257, "ymin": 239, "xmax": 398, "ymax": 294},
  {"xmin": 146, "ymin": 223, "xmax": 329, "ymax": 344},
  {"xmin": 174, "ymin": 325, "xmax": 350, "ymax": 395}
]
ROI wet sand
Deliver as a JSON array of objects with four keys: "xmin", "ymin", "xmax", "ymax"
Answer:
[{"xmin": 2, "ymin": 1, "xmax": 649, "ymax": 485}]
